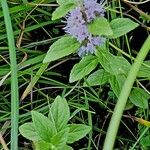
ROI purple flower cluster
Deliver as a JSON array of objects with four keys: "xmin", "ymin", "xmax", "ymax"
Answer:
[
  {"xmin": 64, "ymin": 0, "xmax": 105, "ymax": 57},
  {"xmin": 64, "ymin": 8, "xmax": 89, "ymax": 43}
]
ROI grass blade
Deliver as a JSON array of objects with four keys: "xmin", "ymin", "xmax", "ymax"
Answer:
[
  {"xmin": 103, "ymin": 36, "xmax": 150, "ymax": 150},
  {"xmin": 103, "ymin": 35, "xmax": 150, "ymax": 150},
  {"xmin": 1, "ymin": 1, "xmax": 19, "ymax": 149},
  {"xmin": 21, "ymin": 63, "xmax": 49, "ymax": 100}
]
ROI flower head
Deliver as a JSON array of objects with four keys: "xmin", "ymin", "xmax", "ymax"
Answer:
[
  {"xmin": 64, "ymin": 8, "xmax": 89, "ymax": 42},
  {"xmin": 63, "ymin": 0, "xmax": 105, "ymax": 57}
]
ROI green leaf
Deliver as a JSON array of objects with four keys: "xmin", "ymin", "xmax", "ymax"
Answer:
[
  {"xmin": 96, "ymin": 48, "xmax": 131, "ymax": 75},
  {"xmin": 50, "ymin": 96, "xmax": 70, "ymax": 131},
  {"xmin": 84, "ymin": 69, "xmax": 110, "ymax": 86},
  {"xmin": 69, "ymin": 55, "xmax": 98, "ymax": 83},
  {"xmin": 43, "ymin": 36, "xmax": 80, "ymax": 63},
  {"xmin": 33, "ymin": 140, "xmax": 52, "ymax": 150},
  {"xmin": 129, "ymin": 87, "xmax": 149, "ymax": 109},
  {"xmin": 60, "ymin": 145, "xmax": 73, "ymax": 150},
  {"xmin": 109, "ymin": 74, "xmax": 126, "ymax": 97},
  {"xmin": 109, "ymin": 18, "xmax": 139, "ymax": 38},
  {"xmin": 52, "ymin": 3, "xmax": 76, "ymax": 20},
  {"xmin": 67, "ymin": 124, "xmax": 91, "ymax": 144},
  {"xmin": 88, "ymin": 17, "xmax": 113, "ymax": 36},
  {"xmin": 19, "ymin": 123, "xmax": 41, "ymax": 141},
  {"xmin": 31, "ymin": 111, "xmax": 56, "ymax": 142},
  {"xmin": 57, "ymin": 0, "xmax": 75, "ymax": 5},
  {"xmin": 138, "ymin": 61, "xmax": 150, "ymax": 78},
  {"xmin": 140, "ymin": 135, "xmax": 150, "ymax": 147},
  {"xmin": 124, "ymin": 101, "xmax": 134, "ymax": 110},
  {"xmin": 51, "ymin": 128, "xmax": 69, "ymax": 148}
]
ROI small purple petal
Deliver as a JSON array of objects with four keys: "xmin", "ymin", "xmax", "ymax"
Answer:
[
  {"xmin": 83, "ymin": 0, "xmax": 105, "ymax": 22},
  {"xmin": 78, "ymin": 43, "xmax": 96, "ymax": 57},
  {"xmin": 89, "ymin": 36, "xmax": 106, "ymax": 46},
  {"xmin": 86, "ymin": 43, "xmax": 96, "ymax": 54},
  {"xmin": 78, "ymin": 46, "xmax": 86, "ymax": 57}
]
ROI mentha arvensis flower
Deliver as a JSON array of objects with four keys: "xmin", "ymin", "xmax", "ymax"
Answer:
[
  {"xmin": 64, "ymin": 8, "xmax": 90, "ymax": 42},
  {"xmin": 63, "ymin": 0, "xmax": 105, "ymax": 57}
]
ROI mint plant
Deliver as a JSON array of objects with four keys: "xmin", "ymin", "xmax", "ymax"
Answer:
[
  {"xmin": 1, "ymin": 0, "xmax": 150, "ymax": 149},
  {"xmin": 43, "ymin": 0, "xmax": 138, "ymax": 64},
  {"xmin": 41, "ymin": 0, "xmax": 150, "ymax": 149},
  {"xmin": 19, "ymin": 96, "xmax": 91, "ymax": 150},
  {"xmin": 43, "ymin": 0, "xmax": 145, "ymax": 106}
]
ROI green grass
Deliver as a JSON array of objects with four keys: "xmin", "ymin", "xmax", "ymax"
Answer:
[
  {"xmin": 0, "ymin": 0, "xmax": 150, "ymax": 150},
  {"xmin": 103, "ymin": 35, "xmax": 150, "ymax": 150},
  {"xmin": 1, "ymin": 1, "xmax": 19, "ymax": 149}
]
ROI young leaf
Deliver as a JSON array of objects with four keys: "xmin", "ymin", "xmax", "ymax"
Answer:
[
  {"xmin": 50, "ymin": 96, "xmax": 70, "ymax": 131},
  {"xmin": 52, "ymin": 3, "xmax": 75, "ymax": 20},
  {"xmin": 140, "ymin": 135, "xmax": 150, "ymax": 147},
  {"xmin": 33, "ymin": 140, "xmax": 52, "ymax": 150},
  {"xmin": 84, "ymin": 69, "xmax": 110, "ymax": 86},
  {"xmin": 43, "ymin": 36, "xmax": 80, "ymax": 63},
  {"xmin": 51, "ymin": 128, "xmax": 69, "ymax": 148},
  {"xmin": 67, "ymin": 124, "xmax": 91, "ymax": 144},
  {"xmin": 96, "ymin": 48, "xmax": 131, "ymax": 76},
  {"xmin": 88, "ymin": 17, "xmax": 113, "ymax": 36},
  {"xmin": 109, "ymin": 18, "xmax": 139, "ymax": 38},
  {"xmin": 19, "ymin": 123, "xmax": 41, "ymax": 141},
  {"xmin": 138, "ymin": 61, "xmax": 150, "ymax": 78},
  {"xmin": 129, "ymin": 87, "xmax": 149, "ymax": 109},
  {"xmin": 69, "ymin": 55, "xmax": 98, "ymax": 83},
  {"xmin": 60, "ymin": 145, "xmax": 73, "ymax": 150},
  {"xmin": 31, "ymin": 111, "xmax": 56, "ymax": 142},
  {"xmin": 109, "ymin": 74, "xmax": 126, "ymax": 97}
]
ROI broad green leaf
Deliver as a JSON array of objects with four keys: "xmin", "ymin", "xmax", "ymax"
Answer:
[
  {"xmin": 67, "ymin": 124, "xmax": 91, "ymax": 144},
  {"xmin": 109, "ymin": 18, "xmax": 139, "ymax": 38},
  {"xmin": 51, "ymin": 128, "xmax": 69, "ymax": 148},
  {"xmin": 31, "ymin": 111, "xmax": 56, "ymax": 142},
  {"xmin": 69, "ymin": 55, "xmax": 98, "ymax": 83},
  {"xmin": 96, "ymin": 48, "xmax": 131, "ymax": 75},
  {"xmin": 129, "ymin": 87, "xmax": 149, "ymax": 109},
  {"xmin": 138, "ymin": 61, "xmax": 150, "ymax": 78},
  {"xmin": 88, "ymin": 17, "xmax": 113, "ymax": 36},
  {"xmin": 140, "ymin": 135, "xmax": 150, "ymax": 147},
  {"xmin": 19, "ymin": 123, "xmax": 41, "ymax": 141},
  {"xmin": 43, "ymin": 36, "xmax": 80, "ymax": 63},
  {"xmin": 57, "ymin": 0, "xmax": 75, "ymax": 5},
  {"xmin": 109, "ymin": 74, "xmax": 126, "ymax": 97},
  {"xmin": 50, "ymin": 96, "xmax": 70, "ymax": 131},
  {"xmin": 33, "ymin": 140, "xmax": 52, "ymax": 150},
  {"xmin": 52, "ymin": 3, "xmax": 76, "ymax": 20},
  {"xmin": 84, "ymin": 69, "xmax": 110, "ymax": 86},
  {"xmin": 124, "ymin": 101, "xmax": 134, "ymax": 110}
]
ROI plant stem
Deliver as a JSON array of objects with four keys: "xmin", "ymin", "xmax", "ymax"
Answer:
[
  {"xmin": 1, "ymin": 1, "xmax": 19, "ymax": 149},
  {"xmin": 130, "ymin": 127, "xmax": 149, "ymax": 150},
  {"xmin": 103, "ymin": 35, "xmax": 150, "ymax": 150}
]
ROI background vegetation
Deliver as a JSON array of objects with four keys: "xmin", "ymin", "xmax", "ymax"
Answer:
[{"xmin": 0, "ymin": 0, "xmax": 150, "ymax": 149}]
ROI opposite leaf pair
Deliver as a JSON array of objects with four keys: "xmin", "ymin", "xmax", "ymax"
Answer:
[{"xmin": 19, "ymin": 96, "xmax": 91, "ymax": 150}]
